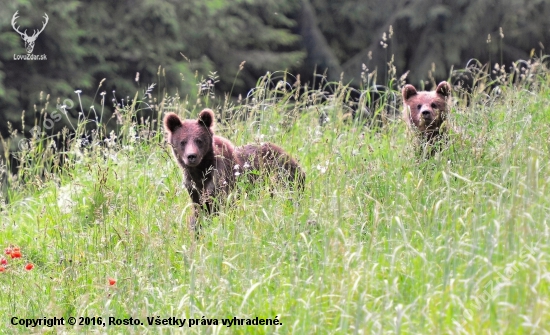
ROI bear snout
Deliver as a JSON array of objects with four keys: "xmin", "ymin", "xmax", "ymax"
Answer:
[
  {"xmin": 421, "ymin": 109, "xmax": 432, "ymax": 119},
  {"xmin": 187, "ymin": 154, "xmax": 198, "ymax": 164},
  {"xmin": 181, "ymin": 147, "xmax": 202, "ymax": 166}
]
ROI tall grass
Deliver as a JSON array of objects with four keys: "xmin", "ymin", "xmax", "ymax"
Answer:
[{"xmin": 0, "ymin": 57, "xmax": 549, "ymax": 334}]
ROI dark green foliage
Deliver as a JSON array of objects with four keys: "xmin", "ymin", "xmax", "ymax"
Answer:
[
  {"xmin": 0, "ymin": 0, "xmax": 549, "ymax": 139},
  {"xmin": 176, "ymin": 0, "xmax": 304, "ymax": 93},
  {"xmin": 0, "ymin": 0, "xmax": 304, "ymax": 139},
  {"xmin": 330, "ymin": 0, "xmax": 550, "ymax": 86}
]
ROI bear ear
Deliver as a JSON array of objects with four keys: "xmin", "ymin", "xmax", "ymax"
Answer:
[
  {"xmin": 163, "ymin": 112, "xmax": 182, "ymax": 133},
  {"xmin": 198, "ymin": 109, "xmax": 215, "ymax": 129},
  {"xmin": 402, "ymin": 84, "xmax": 417, "ymax": 101},
  {"xmin": 436, "ymin": 81, "xmax": 451, "ymax": 97}
]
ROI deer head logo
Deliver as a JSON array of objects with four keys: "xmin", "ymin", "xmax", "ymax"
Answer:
[{"xmin": 11, "ymin": 11, "xmax": 49, "ymax": 54}]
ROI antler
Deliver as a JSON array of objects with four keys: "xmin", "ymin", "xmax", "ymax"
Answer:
[
  {"xmin": 11, "ymin": 11, "xmax": 26, "ymax": 37},
  {"xmin": 11, "ymin": 11, "xmax": 49, "ymax": 39},
  {"xmin": 30, "ymin": 13, "xmax": 49, "ymax": 39}
]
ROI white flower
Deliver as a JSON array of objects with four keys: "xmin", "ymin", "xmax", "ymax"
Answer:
[
  {"xmin": 234, "ymin": 172, "xmax": 241, "ymax": 176},
  {"xmin": 233, "ymin": 164, "xmax": 240, "ymax": 170},
  {"xmin": 243, "ymin": 162, "xmax": 251, "ymax": 169},
  {"xmin": 74, "ymin": 90, "xmax": 82, "ymax": 94}
]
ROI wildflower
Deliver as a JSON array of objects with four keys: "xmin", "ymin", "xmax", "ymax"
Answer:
[
  {"xmin": 0, "ymin": 258, "xmax": 6, "ymax": 265},
  {"xmin": 10, "ymin": 250, "xmax": 22, "ymax": 259},
  {"xmin": 4, "ymin": 248, "xmax": 12, "ymax": 255},
  {"xmin": 243, "ymin": 162, "xmax": 251, "ymax": 169},
  {"xmin": 0, "ymin": 266, "xmax": 5, "ymax": 272},
  {"xmin": 316, "ymin": 160, "xmax": 330, "ymax": 174},
  {"xmin": 233, "ymin": 164, "xmax": 240, "ymax": 170},
  {"xmin": 74, "ymin": 90, "xmax": 82, "ymax": 94},
  {"xmin": 108, "ymin": 278, "xmax": 116, "ymax": 286},
  {"xmin": 25, "ymin": 263, "xmax": 34, "ymax": 271},
  {"xmin": 234, "ymin": 172, "xmax": 241, "ymax": 176}
]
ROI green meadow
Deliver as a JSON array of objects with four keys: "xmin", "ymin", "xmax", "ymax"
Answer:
[{"xmin": 1, "ymin": 61, "xmax": 550, "ymax": 334}]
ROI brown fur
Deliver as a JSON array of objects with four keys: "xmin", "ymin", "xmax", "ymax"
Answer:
[
  {"xmin": 402, "ymin": 81, "xmax": 451, "ymax": 155},
  {"xmin": 164, "ymin": 109, "xmax": 304, "ymax": 229},
  {"xmin": 237, "ymin": 143, "xmax": 306, "ymax": 190}
]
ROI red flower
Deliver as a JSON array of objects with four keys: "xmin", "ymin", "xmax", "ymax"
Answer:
[
  {"xmin": 0, "ymin": 266, "xmax": 5, "ymax": 272},
  {"xmin": 108, "ymin": 278, "xmax": 116, "ymax": 286},
  {"xmin": 10, "ymin": 250, "xmax": 22, "ymax": 259},
  {"xmin": 25, "ymin": 263, "xmax": 34, "ymax": 271},
  {"xmin": 4, "ymin": 248, "xmax": 12, "ymax": 255},
  {"xmin": 0, "ymin": 258, "xmax": 6, "ymax": 265}
]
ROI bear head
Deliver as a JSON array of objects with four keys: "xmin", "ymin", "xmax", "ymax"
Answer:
[
  {"xmin": 163, "ymin": 109, "xmax": 215, "ymax": 168},
  {"xmin": 402, "ymin": 81, "xmax": 451, "ymax": 133}
]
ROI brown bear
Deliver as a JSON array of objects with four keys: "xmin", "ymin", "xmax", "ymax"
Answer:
[
  {"xmin": 163, "ymin": 109, "xmax": 304, "ymax": 229},
  {"xmin": 237, "ymin": 143, "xmax": 305, "ymax": 191},
  {"xmin": 402, "ymin": 81, "xmax": 451, "ymax": 155}
]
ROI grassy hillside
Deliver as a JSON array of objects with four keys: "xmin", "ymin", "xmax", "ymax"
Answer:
[{"xmin": 1, "ymin": 62, "xmax": 550, "ymax": 334}]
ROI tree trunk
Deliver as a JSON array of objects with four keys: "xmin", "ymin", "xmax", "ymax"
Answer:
[{"xmin": 298, "ymin": 0, "xmax": 343, "ymax": 82}]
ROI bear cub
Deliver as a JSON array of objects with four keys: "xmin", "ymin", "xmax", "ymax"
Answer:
[
  {"xmin": 402, "ymin": 81, "xmax": 451, "ymax": 155},
  {"xmin": 164, "ymin": 109, "xmax": 305, "ymax": 229}
]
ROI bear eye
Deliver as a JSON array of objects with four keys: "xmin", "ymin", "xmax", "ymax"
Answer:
[
  {"xmin": 431, "ymin": 103, "xmax": 437, "ymax": 108},
  {"xmin": 180, "ymin": 140, "xmax": 187, "ymax": 147},
  {"xmin": 417, "ymin": 104, "xmax": 422, "ymax": 110},
  {"xmin": 195, "ymin": 139, "xmax": 203, "ymax": 146}
]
